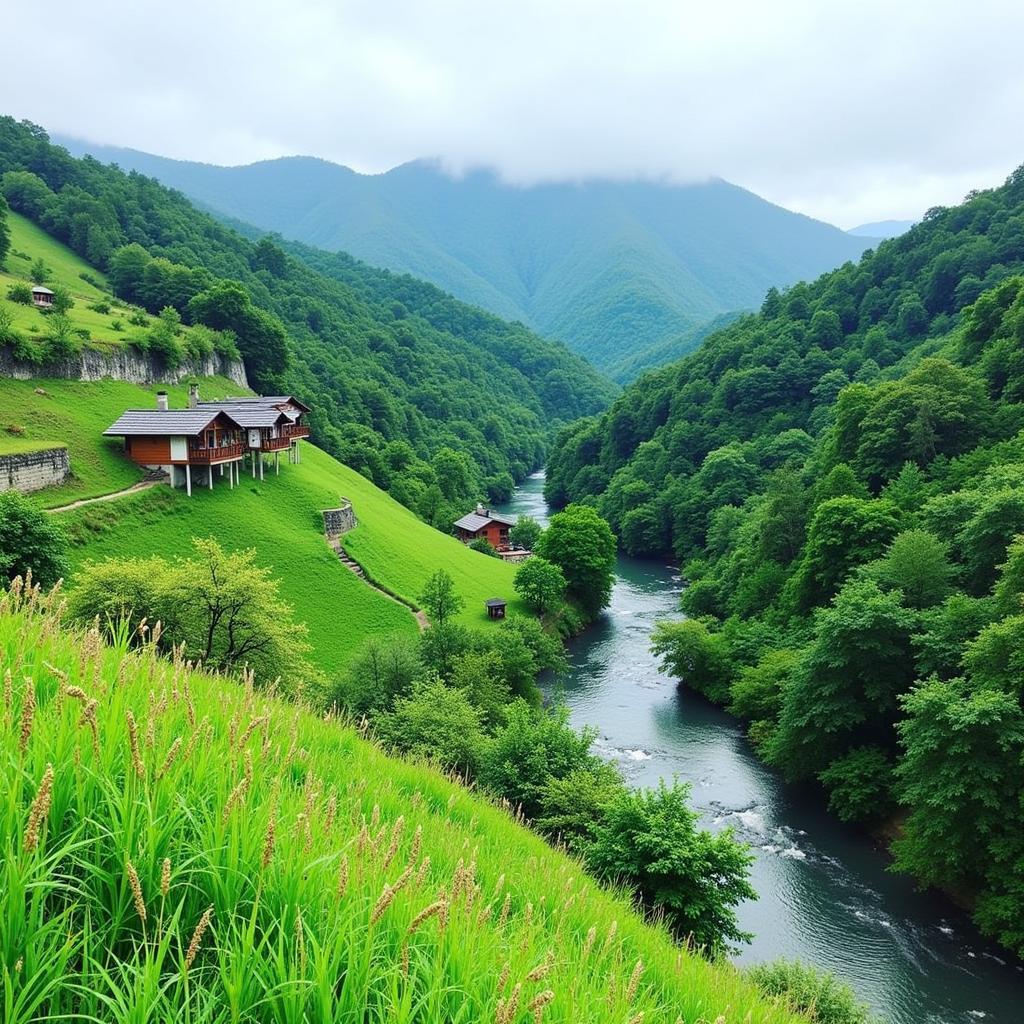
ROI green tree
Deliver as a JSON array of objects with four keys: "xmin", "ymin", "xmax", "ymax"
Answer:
[
  {"xmin": 331, "ymin": 635, "xmax": 421, "ymax": 716},
  {"xmin": 513, "ymin": 555, "xmax": 566, "ymax": 614},
  {"xmin": 767, "ymin": 579, "xmax": 917, "ymax": 779},
  {"xmin": 0, "ymin": 192, "xmax": 10, "ymax": 266},
  {"xmin": 0, "ymin": 490, "xmax": 69, "ymax": 587},
  {"xmin": 894, "ymin": 678, "xmax": 1024, "ymax": 888},
  {"xmin": 50, "ymin": 284, "xmax": 74, "ymax": 315},
  {"xmin": 376, "ymin": 679, "xmax": 484, "ymax": 774},
  {"xmin": 535, "ymin": 503, "xmax": 616, "ymax": 615},
  {"xmin": 29, "ymin": 257, "xmax": 50, "ymax": 284},
  {"xmin": 651, "ymin": 618, "xmax": 733, "ymax": 703},
  {"xmin": 818, "ymin": 746, "xmax": 895, "ymax": 823},
  {"xmin": 509, "ymin": 514, "xmax": 542, "ymax": 551},
  {"xmin": 419, "ymin": 569, "xmax": 464, "ymax": 627},
  {"xmin": 867, "ymin": 529, "xmax": 955, "ymax": 608},
  {"xmin": 69, "ymin": 538, "xmax": 313, "ymax": 692},
  {"xmin": 586, "ymin": 781, "xmax": 756, "ymax": 955}
]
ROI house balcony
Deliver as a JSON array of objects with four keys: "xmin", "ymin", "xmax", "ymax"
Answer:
[
  {"xmin": 261, "ymin": 435, "xmax": 292, "ymax": 452},
  {"xmin": 188, "ymin": 442, "xmax": 245, "ymax": 463},
  {"xmin": 283, "ymin": 423, "xmax": 310, "ymax": 439}
]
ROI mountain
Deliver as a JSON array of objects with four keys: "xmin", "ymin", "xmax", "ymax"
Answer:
[
  {"xmin": 55, "ymin": 136, "xmax": 874, "ymax": 373},
  {"xmin": 546, "ymin": 161, "xmax": 1024, "ymax": 956},
  {"xmin": 1, "ymin": 118, "xmax": 613, "ymax": 526},
  {"xmin": 847, "ymin": 219, "xmax": 915, "ymax": 238}
]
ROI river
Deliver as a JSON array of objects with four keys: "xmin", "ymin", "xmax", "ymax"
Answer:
[{"xmin": 498, "ymin": 472, "xmax": 1024, "ymax": 1024}]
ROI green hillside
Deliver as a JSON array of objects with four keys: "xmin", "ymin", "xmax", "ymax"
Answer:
[
  {"xmin": 53, "ymin": 139, "xmax": 874, "ymax": 374},
  {"xmin": 1, "ymin": 210, "xmax": 232, "ymax": 360},
  {"xmin": 1, "ymin": 118, "xmax": 614, "ymax": 532},
  {"xmin": 547, "ymin": 163, "xmax": 1024, "ymax": 956},
  {"xmin": 0, "ymin": 586, "xmax": 803, "ymax": 1023},
  {"xmin": 0, "ymin": 375, "xmax": 524, "ymax": 674}
]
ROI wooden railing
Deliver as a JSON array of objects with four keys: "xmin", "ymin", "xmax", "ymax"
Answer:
[
  {"xmin": 283, "ymin": 423, "xmax": 310, "ymax": 439},
  {"xmin": 188, "ymin": 443, "xmax": 244, "ymax": 463},
  {"xmin": 261, "ymin": 435, "xmax": 291, "ymax": 451}
]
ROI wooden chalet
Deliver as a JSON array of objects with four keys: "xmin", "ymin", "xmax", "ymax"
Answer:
[
  {"xmin": 103, "ymin": 387, "xmax": 313, "ymax": 495},
  {"xmin": 454, "ymin": 503, "xmax": 517, "ymax": 550},
  {"xmin": 195, "ymin": 387, "xmax": 311, "ymax": 479},
  {"xmin": 103, "ymin": 394, "xmax": 245, "ymax": 496},
  {"xmin": 31, "ymin": 285, "xmax": 54, "ymax": 308}
]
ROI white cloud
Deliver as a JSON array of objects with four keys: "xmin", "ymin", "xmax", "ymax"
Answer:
[{"xmin": 2, "ymin": 0, "xmax": 1022, "ymax": 225}]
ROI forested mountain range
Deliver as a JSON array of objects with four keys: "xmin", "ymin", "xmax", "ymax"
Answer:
[
  {"xmin": 0, "ymin": 117, "xmax": 613, "ymax": 526},
  {"xmin": 547, "ymin": 164, "xmax": 1024, "ymax": 954},
  {"xmin": 55, "ymin": 136, "xmax": 874, "ymax": 379}
]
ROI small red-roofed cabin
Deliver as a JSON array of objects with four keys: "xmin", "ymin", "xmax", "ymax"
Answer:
[{"xmin": 454, "ymin": 503, "xmax": 517, "ymax": 550}]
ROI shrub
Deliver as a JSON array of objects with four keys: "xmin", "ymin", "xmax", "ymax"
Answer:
[
  {"xmin": 128, "ymin": 309, "xmax": 148, "ymax": 327},
  {"xmin": 0, "ymin": 302, "xmax": 17, "ymax": 344},
  {"xmin": 110, "ymin": 318, "xmax": 123, "ymax": 332},
  {"xmin": 375, "ymin": 678, "xmax": 484, "ymax": 774},
  {"xmin": 468, "ymin": 537, "xmax": 500, "ymax": 557},
  {"xmin": 0, "ymin": 490, "xmax": 70, "ymax": 587},
  {"xmin": 29, "ymin": 257, "xmax": 50, "ymax": 284},
  {"xmin": 818, "ymin": 746, "xmax": 895, "ymax": 823},
  {"xmin": 44, "ymin": 313, "xmax": 80, "ymax": 358},
  {"xmin": 509, "ymin": 514, "xmax": 543, "ymax": 551},
  {"xmin": 87, "ymin": 300, "xmax": 112, "ymax": 314},
  {"xmin": 513, "ymin": 555, "xmax": 566, "ymax": 614},
  {"xmin": 745, "ymin": 959, "xmax": 877, "ymax": 1023},
  {"xmin": 7, "ymin": 282, "xmax": 31, "ymax": 304}
]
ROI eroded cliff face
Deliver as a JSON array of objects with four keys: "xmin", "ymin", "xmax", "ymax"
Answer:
[{"xmin": 0, "ymin": 348, "xmax": 248, "ymax": 388}]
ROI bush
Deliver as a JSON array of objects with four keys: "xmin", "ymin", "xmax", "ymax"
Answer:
[
  {"xmin": 7, "ymin": 282, "xmax": 31, "ymax": 304},
  {"xmin": 0, "ymin": 302, "xmax": 17, "ymax": 344},
  {"xmin": 87, "ymin": 300, "xmax": 112, "ymax": 314},
  {"xmin": 375, "ymin": 678, "xmax": 484, "ymax": 774},
  {"xmin": 745, "ymin": 959, "xmax": 877, "ymax": 1024},
  {"xmin": 44, "ymin": 313, "xmax": 80, "ymax": 359},
  {"xmin": 513, "ymin": 555, "xmax": 566, "ymax": 614},
  {"xmin": 110, "ymin": 318, "xmax": 123, "ymax": 332},
  {"xmin": 128, "ymin": 309, "xmax": 148, "ymax": 327},
  {"xmin": 0, "ymin": 490, "xmax": 70, "ymax": 587},
  {"xmin": 586, "ymin": 780, "xmax": 756, "ymax": 956},
  {"xmin": 468, "ymin": 537, "xmax": 500, "ymax": 557},
  {"xmin": 818, "ymin": 746, "xmax": 896, "ymax": 823},
  {"xmin": 330, "ymin": 635, "xmax": 421, "ymax": 716}
]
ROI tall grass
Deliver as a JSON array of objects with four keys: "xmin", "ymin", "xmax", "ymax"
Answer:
[{"xmin": 0, "ymin": 578, "xmax": 806, "ymax": 1023}]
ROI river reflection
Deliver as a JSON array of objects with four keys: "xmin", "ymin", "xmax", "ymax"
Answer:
[{"xmin": 498, "ymin": 473, "xmax": 1024, "ymax": 1024}]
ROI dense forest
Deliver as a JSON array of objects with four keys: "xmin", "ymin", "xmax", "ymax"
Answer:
[
  {"xmin": 55, "ymin": 137, "xmax": 872, "ymax": 378},
  {"xmin": 548, "ymin": 165, "xmax": 1024, "ymax": 955},
  {"xmin": 0, "ymin": 117, "xmax": 613, "ymax": 528}
]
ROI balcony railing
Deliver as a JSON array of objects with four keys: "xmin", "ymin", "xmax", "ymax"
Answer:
[
  {"xmin": 188, "ymin": 442, "xmax": 245, "ymax": 463},
  {"xmin": 261, "ymin": 435, "xmax": 291, "ymax": 452},
  {"xmin": 283, "ymin": 423, "xmax": 310, "ymax": 439}
]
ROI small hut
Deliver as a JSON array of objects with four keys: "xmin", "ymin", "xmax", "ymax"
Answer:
[
  {"xmin": 31, "ymin": 285, "xmax": 55, "ymax": 308},
  {"xmin": 484, "ymin": 598, "xmax": 507, "ymax": 620}
]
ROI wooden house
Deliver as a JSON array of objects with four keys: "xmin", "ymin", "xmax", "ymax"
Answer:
[
  {"xmin": 196, "ymin": 389, "xmax": 312, "ymax": 477},
  {"xmin": 454, "ymin": 503, "xmax": 517, "ymax": 550},
  {"xmin": 31, "ymin": 286, "xmax": 54, "ymax": 308},
  {"xmin": 103, "ymin": 393, "xmax": 245, "ymax": 496}
]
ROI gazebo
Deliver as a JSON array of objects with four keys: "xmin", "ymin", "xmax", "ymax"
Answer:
[
  {"xmin": 31, "ymin": 285, "xmax": 54, "ymax": 308},
  {"xmin": 484, "ymin": 598, "xmax": 507, "ymax": 620}
]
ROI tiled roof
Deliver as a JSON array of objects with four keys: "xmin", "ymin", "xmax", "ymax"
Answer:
[
  {"xmin": 31, "ymin": 285, "xmax": 55, "ymax": 294},
  {"xmin": 103, "ymin": 409, "xmax": 239, "ymax": 437},
  {"xmin": 204, "ymin": 406, "xmax": 288, "ymax": 428},
  {"xmin": 199, "ymin": 395, "xmax": 311, "ymax": 413},
  {"xmin": 453, "ymin": 511, "xmax": 516, "ymax": 532}
]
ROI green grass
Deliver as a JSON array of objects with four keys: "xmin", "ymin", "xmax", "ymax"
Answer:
[
  {"xmin": 0, "ymin": 586, "xmax": 806, "ymax": 1024},
  {"xmin": 1, "ymin": 211, "xmax": 217, "ymax": 354},
  {"xmin": 0, "ymin": 375, "xmax": 523, "ymax": 674},
  {"xmin": 0, "ymin": 376, "xmax": 247, "ymax": 507},
  {"xmin": 0, "ymin": 436, "xmax": 65, "ymax": 456}
]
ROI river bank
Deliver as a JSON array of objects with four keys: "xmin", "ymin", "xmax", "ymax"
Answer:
[{"xmin": 499, "ymin": 473, "xmax": 1024, "ymax": 1024}]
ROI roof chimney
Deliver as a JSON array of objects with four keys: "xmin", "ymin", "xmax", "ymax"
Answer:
[
  {"xmin": 156, "ymin": 391, "xmax": 169, "ymax": 412},
  {"xmin": 188, "ymin": 382, "xmax": 200, "ymax": 409},
  {"xmin": 476, "ymin": 502, "xmax": 487, "ymax": 517}
]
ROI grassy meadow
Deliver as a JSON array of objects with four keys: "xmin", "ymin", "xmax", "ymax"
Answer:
[
  {"xmin": 0, "ymin": 584, "xmax": 806, "ymax": 1024},
  {"xmin": 0, "ymin": 375, "xmax": 523, "ymax": 675},
  {"xmin": 2, "ymin": 211, "xmax": 213, "ymax": 354}
]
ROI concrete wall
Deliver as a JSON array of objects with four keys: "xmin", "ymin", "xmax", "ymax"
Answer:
[
  {"xmin": 0, "ymin": 347, "xmax": 248, "ymax": 388},
  {"xmin": 0, "ymin": 447, "xmax": 70, "ymax": 494},
  {"xmin": 322, "ymin": 501, "xmax": 357, "ymax": 538}
]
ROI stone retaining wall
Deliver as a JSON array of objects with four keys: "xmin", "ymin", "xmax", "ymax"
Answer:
[
  {"xmin": 322, "ymin": 500, "xmax": 357, "ymax": 538},
  {"xmin": 0, "ymin": 447, "xmax": 70, "ymax": 494}
]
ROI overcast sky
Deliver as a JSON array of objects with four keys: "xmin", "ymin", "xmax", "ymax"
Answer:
[{"xmin": 4, "ymin": 0, "xmax": 1023, "ymax": 227}]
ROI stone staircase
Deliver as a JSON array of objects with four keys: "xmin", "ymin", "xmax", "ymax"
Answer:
[{"xmin": 336, "ymin": 549, "xmax": 366, "ymax": 579}]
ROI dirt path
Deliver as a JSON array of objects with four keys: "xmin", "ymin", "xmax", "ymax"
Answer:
[
  {"xmin": 45, "ymin": 480, "xmax": 160, "ymax": 514},
  {"xmin": 328, "ymin": 538, "xmax": 429, "ymax": 632}
]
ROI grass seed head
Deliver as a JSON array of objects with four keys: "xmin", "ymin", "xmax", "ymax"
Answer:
[
  {"xmin": 184, "ymin": 905, "xmax": 214, "ymax": 971},
  {"xmin": 19, "ymin": 679, "xmax": 35, "ymax": 755},
  {"xmin": 161, "ymin": 857, "xmax": 171, "ymax": 898},
  {"xmin": 126, "ymin": 860, "xmax": 147, "ymax": 923},
  {"xmin": 125, "ymin": 708, "xmax": 145, "ymax": 779},
  {"xmin": 626, "ymin": 958, "xmax": 644, "ymax": 1003},
  {"xmin": 24, "ymin": 762, "xmax": 54, "ymax": 853},
  {"xmin": 157, "ymin": 736, "xmax": 182, "ymax": 781}
]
